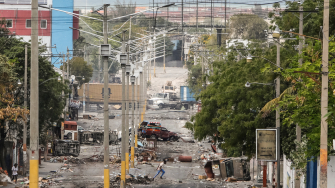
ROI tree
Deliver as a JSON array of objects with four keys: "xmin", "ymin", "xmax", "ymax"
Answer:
[
  {"xmin": 229, "ymin": 14, "xmax": 268, "ymax": 39},
  {"xmin": 268, "ymin": 0, "xmax": 335, "ymax": 39},
  {"xmin": 0, "ymin": 19, "xmax": 70, "ymax": 170},
  {"xmin": 185, "ymin": 36, "xmax": 299, "ymax": 157},
  {"xmin": 0, "ymin": 55, "xmax": 28, "ymax": 170},
  {"xmin": 61, "ymin": 57, "xmax": 93, "ymax": 85},
  {"xmin": 261, "ymin": 40, "xmax": 335, "ymax": 159}
]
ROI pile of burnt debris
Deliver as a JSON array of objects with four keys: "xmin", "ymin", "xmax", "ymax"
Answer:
[{"xmin": 110, "ymin": 175, "xmax": 152, "ymax": 187}]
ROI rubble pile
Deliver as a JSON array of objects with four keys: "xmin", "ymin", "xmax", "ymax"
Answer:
[
  {"xmin": 109, "ymin": 175, "xmax": 152, "ymax": 187},
  {"xmin": 59, "ymin": 164, "xmax": 74, "ymax": 173},
  {"xmin": 0, "ymin": 168, "xmax": 11, "ymax": 185},
  {"xmin": 84, "ymin": 154, "xmax": 104, "ymax": 162},
  {"xmin": 64, "ymin": 157, "xmax": 86, "ymax": 164},
  {"xmin": 17, "ymin": 177, "xmax": 63, "ymax": 188},
  {"xmin": 110, "ymin": 155, "xmax": 121, "ymax": 164},
  {"xmin": 138, "ymin": 150, "xmax": 156, "ymax": 161}
]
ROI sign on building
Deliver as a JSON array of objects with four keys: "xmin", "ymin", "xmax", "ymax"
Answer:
[{"xmin": 256, "ymin": 129, "xmax": 277, "ymax": 161}]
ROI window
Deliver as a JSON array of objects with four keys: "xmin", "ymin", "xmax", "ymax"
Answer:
[
  {"xmin": 6, "ymin": 19, "xmax": 13, "ymax": 28},
  {"xmin": 26, "ymin": 19, "xmax": 31, "ymax": 28},
  {"xmin": 40, "ymin": 20, "xmax": 47, "ymax": 29}
]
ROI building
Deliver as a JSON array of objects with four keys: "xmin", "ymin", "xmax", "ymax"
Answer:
[
  {"xmin": 0, "ymin": 0, "xmax": 52, "ymax": 51},
  {"xmin": 0, "ymin": 0, "xmax": 79, "ymax": 68}
]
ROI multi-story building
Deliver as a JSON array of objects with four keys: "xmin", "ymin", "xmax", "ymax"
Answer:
[{"xmin": 0, "ymin": 0, "xmax": 79, "ymax": 67}]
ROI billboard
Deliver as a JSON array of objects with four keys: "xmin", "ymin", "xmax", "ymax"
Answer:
[{"xmin": 256, "ymin": 129, "xmax": 277, "ymax": 161}]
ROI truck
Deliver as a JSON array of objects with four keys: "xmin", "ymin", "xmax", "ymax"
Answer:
[
  {"xmin": 77, "ymin": 83, "xmax": 140, "ymax": 105},
  {"xmin": 162, "ymin": 81, "xmax": 177, "ymax": 101},
  {"xmin": 141, "ymin": 126, "xmax": 179, "ymax": 141},
  {"xmin": 148, "ymin": 86, "xmax": 197, "ymax": 110}
]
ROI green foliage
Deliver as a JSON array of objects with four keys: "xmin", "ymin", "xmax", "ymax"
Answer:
[
  {"xmin": 0, "ymin": 22, "xmax": 69, "ymax": 170},
  {"xmin": 269, "ymin": 0, "xmax": 335, "ymax": 38},
  {"xmin": 61, "ymin": 57, "xmax": 93, "ymax": 85},
  {"xmin": 274, "ymin": 41, "xmax": 335, "ymax": 158},
  {"xmin": 290, "ymin": 136, "xmax": 308, "ymax": 179}
]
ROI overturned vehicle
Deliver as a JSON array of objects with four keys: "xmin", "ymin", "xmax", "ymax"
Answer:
[
  {"xmin": 79, "ymin": 130, "xmax": 118, "ymax": 145},
  {"xmin": 53, "ymin": 139, "xmax": 80, "ymax": 157}
]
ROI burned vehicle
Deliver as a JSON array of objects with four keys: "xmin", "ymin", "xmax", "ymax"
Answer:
[
  {"xmin": 79, "ymin": 130, "xmax": 118, "ymax": 145},
  {"xmin": 53, "ymin": 139, "xmax": 80, "ymax": 157},
  {"xmin": 141, "ymin": 126, "xmax": 179, "ymax": 141}
]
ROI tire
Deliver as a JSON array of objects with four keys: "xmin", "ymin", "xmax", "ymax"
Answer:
[
  {"xmin": 114, "ymin": 140, "xmax": 118, "ymax": 145},
  {"xmin": 158, "ymin": 103, "xmax": 163, "ymax": 109},
  {"xmin": 150, "ymin": 135, "xmax": 157, "ymax": 139}
]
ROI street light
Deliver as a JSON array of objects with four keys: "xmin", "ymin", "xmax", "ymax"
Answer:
[
  {"xmin": 246, "ymin": 54, "xmax": 252, "ymax": 63},
  {"xmin": 245, "ymin": 81, "xmax": 274, "ymax": 87},
  {"xmin": 245, "ymin": 81, "xmax": 251, "ymax": 87},
  {"xmin": 120, "ymin": 53, "xmax": 127, "ymax": 187},
  {"xmin": 273, "ymin": 25, "xmax": 281, "ymax": 38}
]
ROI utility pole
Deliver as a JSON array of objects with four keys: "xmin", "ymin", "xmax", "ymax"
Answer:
[
  {"xmin": 99, "ymin": 54, "xmax": 101, "ymax": 83},
  {"xmin": 61, "ymin": 58, "xmax": 65, "ymax": 140},
  {"xmin": 130, "ymin": 75, "xmax": 135, "ymax": 168},
  {"xmin": 102, "ymin": 4, "xmax": 110, "ymax": 188},
  {"xmin": 181, "ymin": 0, "xmax": 183, "ymax": 32},
  {"xmin": 125, "ymin": 17, "xmax": 132, "ymax": 173},
  {"xmin": 320, "ymin": 0, "xmax": 329, "ymax": 186},
  {"xmin": 23, "ymin": 44, "xmax": 27, "ymax": 176},
  {"xmin": 63, "ymin": 54, "xmax": 68, "ymax": 122},
  {"xmin": 135, "ymin": 76, "xmax": 140, "ymax": 147},
  {"xmin": 163, "ymin": 34, "xmax": 166, "ymax": 73},
  {"xmin": 298, "ymin": 5, "xmax": 303, "ymax": 65},
  {"xmin": 196, "ymin": 0, "xmax": 198, "ymax": 31},
  {"xmin": 120, "ymin": 31, "xmax": 127, "ymax": 188},
  {"xmin": 30, "ymin": 0, "xmax": 39, "ymax": 187},
  {"xmin": 67, "ymin": 47, "xmax": 70, "ymax": 79},
  {"xmin": 83, "ymin": 83, "xmax": 86, "ymax": 114},
  {"xmin": 125, "ymin": 56, "xmax": 130, "ymax": 174},
  {"xmin": 154, "ymin": 30, "xmax": 156, "ymax": 77},
  {"xmin": 211, "ymin": 0, "xmax": 213, "ymax": 32},
  {"xmin": 295, "ymin": 5, "xmax": 303, "ymax": 188},
  {"xmin": 276, "ymin": 38, "xmax": 281, "ymax": 188}
]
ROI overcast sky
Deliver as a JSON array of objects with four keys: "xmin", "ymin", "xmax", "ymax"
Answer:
[{"xmin": 74, "ymin": 0, "xmax": 152, "ymax": 9}]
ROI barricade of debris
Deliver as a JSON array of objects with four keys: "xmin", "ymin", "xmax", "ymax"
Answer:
[
  {"xmin": 110, "ymin": 175, "xmax": 152, "ymax": 187},
  {"xmin": 0, "ymin": 168, "xmax": 11, "ymax": 186},
  {"xmin": 110, "ymin": 155, "xmax": 121, "ymax": 164},
  {"xmin": 64, "ymin": 156, "xmax": 86, "ymax": 164},
  {"xmin": 138, "ymin": 150, "xmax": 156, "ymax": 162},
  {"xmin": 86, "ymin": 154, "xmax": 104, "ymax": 162},
  {"xmin": 17, "ymin": 176, "xmax": 63, "ymax": 188}
]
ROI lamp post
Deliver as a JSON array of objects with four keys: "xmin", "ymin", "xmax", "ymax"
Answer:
[
  {"xmin": 125, "ymin": 64, "xmax": 131, "ymax": 173},
  {"xmin": 120, "ymin": 53, "xmax": 127, "ymax": 188},
  {"xmin": 130, "ymin": 75, "xmax": 135, "ymax": 168}
]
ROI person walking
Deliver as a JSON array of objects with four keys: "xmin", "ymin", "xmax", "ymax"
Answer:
[
  {"xmin": 11, "ymin": 163, "xmax": 18, "ymax": 183},
  {"xmin": 153, "ymin": 159, "xmax": 166, "ymax": 180}
]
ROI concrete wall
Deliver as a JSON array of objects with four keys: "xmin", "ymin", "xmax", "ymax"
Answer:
[
  {"xmin": 316, "ymin": 156, "xmax": 335, "ymax": 187},
  {"xmin": 283, "ymin": 155, "xmax": 306, "ymax": 188},
  {"xmin": 51, "ymin": 0, "xmax": 74, "ymax": 67}
]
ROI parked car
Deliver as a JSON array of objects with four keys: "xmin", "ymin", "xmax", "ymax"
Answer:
[{"xmin": 142, "ymin": 126, "xmax": 179, "ymax": 141}]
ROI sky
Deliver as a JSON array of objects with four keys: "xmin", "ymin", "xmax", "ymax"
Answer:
[{"xmin": 74, "ymin": 0, "xmax": 152, "ymax": 9}]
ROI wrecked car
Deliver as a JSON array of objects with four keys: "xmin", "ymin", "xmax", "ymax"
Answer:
[{"xmin": 141, "ymin": 126, "xmax": 179, "ymax": 141}]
